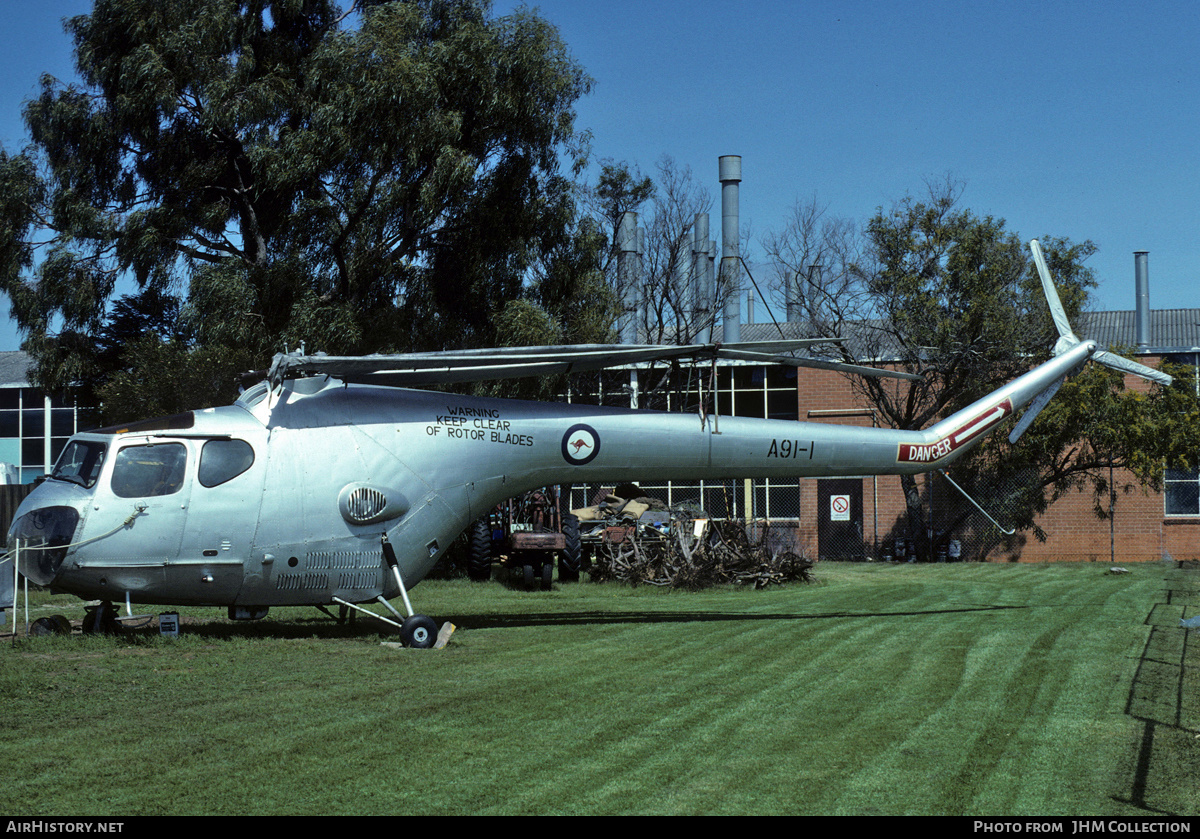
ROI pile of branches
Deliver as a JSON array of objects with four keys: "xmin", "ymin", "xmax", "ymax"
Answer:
[{"xmin": 590, "ymin": 520, "xmax": 814, "ymax": 590}]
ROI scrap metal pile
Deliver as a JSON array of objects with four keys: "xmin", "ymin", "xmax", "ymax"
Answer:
[{"xmin": 573, "ymin": 491, "xmax": 814, "ymax": 590}]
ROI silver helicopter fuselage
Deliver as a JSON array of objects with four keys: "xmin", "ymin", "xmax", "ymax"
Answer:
[{"xmin": 9, "ymin": 339, "xmax": 1097, "ymax": 611}]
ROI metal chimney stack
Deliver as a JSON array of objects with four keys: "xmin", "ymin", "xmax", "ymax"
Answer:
[
  {"xmin": 638, "ymin": 226, "xmax": 648, "ymax": 335},
  {"xmin": 1134, "ymin": 251, "xmax": 1150, "ymax": 351},
  {"xmin": 693, "ymin": 213, "xmax": 711, "ymax": 343},
  {"xmin": 719, "ymin": 155, "xmax": 742, "ymax": 343},
  {"xmin": 618, "ymin": 211, "xmax": 639, "ymax": 343}
]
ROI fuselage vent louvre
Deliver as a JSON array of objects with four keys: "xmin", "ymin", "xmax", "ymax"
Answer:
[{"xmin": 347, "ymin": 487, "xmax": 387, "ymax": 523}]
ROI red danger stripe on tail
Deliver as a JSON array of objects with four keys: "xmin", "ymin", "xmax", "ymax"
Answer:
[{"xmin": 896, "ymin": 399, "xmax": 1013, "ymax": 464}]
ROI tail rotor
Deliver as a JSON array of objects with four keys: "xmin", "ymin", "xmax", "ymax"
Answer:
[{"xmin": 1009, "ymin": 240, "xmax": 1172, "ymax": 443}]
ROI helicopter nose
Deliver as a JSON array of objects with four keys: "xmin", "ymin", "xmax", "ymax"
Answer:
[{"xmin": 9, "ymin": 505, "xmax": 81, "ymax": 587}]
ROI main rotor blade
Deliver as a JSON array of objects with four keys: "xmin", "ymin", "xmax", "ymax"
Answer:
[
  {"xmin": 714, "ymin": 348, "xmax": 922, "ymax": 381},
  {"xmin": 265, "ymin": 338, "xmax": 851, "ymax": 386},
  {"xmin": 1029, "ymin": 239, "xmax": 1077, "ymax": 343}
]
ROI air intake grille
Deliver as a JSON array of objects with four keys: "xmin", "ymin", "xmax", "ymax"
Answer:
[
  {"xmin": 337, "ymin": 482, "xmax": 406, "ymax": 526},
  {"xmin": 346, "ymin": 487, "xmax": 387, "ymax": 523}
]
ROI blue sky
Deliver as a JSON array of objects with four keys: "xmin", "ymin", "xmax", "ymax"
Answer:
[{"xmin": 2, "ymin": 0, "xmax": 1198, "ymax": 352}]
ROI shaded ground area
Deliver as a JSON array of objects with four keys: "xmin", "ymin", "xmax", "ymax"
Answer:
[{"xmin": 1117, "ymin": 560, "xmax": 1200, "ymax": 814}]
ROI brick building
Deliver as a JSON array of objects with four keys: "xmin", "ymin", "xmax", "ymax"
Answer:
[{"xmin": 790, "ymin": 308, "xmax": 1200, "ymax": 563}]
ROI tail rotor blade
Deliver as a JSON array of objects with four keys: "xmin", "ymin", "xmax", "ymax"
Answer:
[
  {"xmin": 1028, "ymin": 239, "xmax": 1170, "ymax": 386},
  {"xmin": 1008, "ymin": 376, "xmax": 1064, "ymax": 443},
  {"xmin": 1093, "ymin": 350, "xmax": 1173, "ymax": 386},
  {"xmin": 1005, "ymin": 240, "xmax": 1173, "ymax": 448}
]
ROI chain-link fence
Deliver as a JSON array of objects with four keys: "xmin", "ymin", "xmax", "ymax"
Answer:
[
  {"xmin": 565, "ymin": 468, "xmax": 1050, "ymax": 564},
  {"xmin": 875, "ymin": 467, "xmax": 1046, "ymax": 563}
]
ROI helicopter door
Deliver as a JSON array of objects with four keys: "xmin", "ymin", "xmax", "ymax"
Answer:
[
  {"xmin": 76, "ymin": 440, "xmax": 193, "ymax": 600},
  {"xmin": 178, "ymin": 437, "xmax": 265, "ymax": 605},
  {"xmin": 104, "ymin": 441, "xmax": 191, "ymax": 554}
]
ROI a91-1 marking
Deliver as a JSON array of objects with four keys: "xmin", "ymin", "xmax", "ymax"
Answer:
[{"xmin": 767, "ymin": 439, "xmax": 814, "ymax": 459}]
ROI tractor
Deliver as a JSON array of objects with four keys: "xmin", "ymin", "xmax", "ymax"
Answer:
[{"xmin": 467, "ymin": 487, "xmax": 581, "ymax": 588}]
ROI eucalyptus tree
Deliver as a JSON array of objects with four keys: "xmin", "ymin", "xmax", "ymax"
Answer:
[{"xmin": 1, "ymin": 0, "xmax": 599, "ymax": 422}]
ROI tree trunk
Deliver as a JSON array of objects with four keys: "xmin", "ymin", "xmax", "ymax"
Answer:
[{"xmin": 901, "ymin": 472, "xmax": 930, "ymax": 562}]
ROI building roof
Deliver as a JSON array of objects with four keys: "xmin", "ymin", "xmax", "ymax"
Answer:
[
  {"xmin": 0, "ymin": 351, "xmax": 32, "ymax": 387},
  {"xmin": 728, "ymin": 307, "xmax": 1200, "ymax": 360},
  {"xmin": 1078, "ymin": 309, "xmax": 1200, "ymax": 354}
]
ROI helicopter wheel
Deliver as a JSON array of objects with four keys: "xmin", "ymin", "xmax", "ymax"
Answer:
[
  {"xmin": 400, "ymin": 614, "xmax": 438, "ymax": 649},
  {"xmin": 82, "ymin": 601, "xmax": 119, "ymax": 635},
  {"xmin": 27, "ymin": 615, "xmax": 71, "ymax": 636}
]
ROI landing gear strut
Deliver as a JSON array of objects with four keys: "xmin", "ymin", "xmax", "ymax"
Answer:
[
  {"xmin": 381, "ymin": 535, "xmax": 438, "ymax": 648},
  {"xmin": 328, "ymin": 535, "xmax": 441, "ymax": 648}
]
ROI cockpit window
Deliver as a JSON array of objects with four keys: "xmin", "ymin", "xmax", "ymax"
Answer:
[
  {"xmin": 51, "ymin": 440, "xmax": 107, "ymax": 488},
  {"xmin": 111, "ymin": 443, "xmax": 187, "ymax": 498},
  {"xmin": 198, "ymin": 439, "xmax": 255, "ymax": 488}
]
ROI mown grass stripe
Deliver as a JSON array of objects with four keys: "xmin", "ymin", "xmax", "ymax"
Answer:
[{"xmin": 2, "ymin": 562, "xmax": 1194, "ymax": 815}]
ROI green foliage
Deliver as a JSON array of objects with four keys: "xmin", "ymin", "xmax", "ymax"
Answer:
[
  {"xmin": 525, "ymin": 215, "xmax": 617, "ymax": 346},
  {"xmin": 592, "ymin": 158, "xmax": 654, "ymax": 253},
  {"xmin": 856, "ymin": 185, "xmax": 1091, "ymax": 430},
  {"xmin": 95, "ymin": 335, "xmax": 250, "ymax": 424},
  {"xmin": 0, "ymin": 0, "xmax": 603, "ymax": 423},
  {"xmin": 0, "ymin": 151, "xmax": 42, "ymax": 291}
]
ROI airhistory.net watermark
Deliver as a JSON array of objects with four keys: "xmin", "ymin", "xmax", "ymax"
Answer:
[{"xmin": 6, "ymin": 823, "xmax": 124, "ymax": 834}]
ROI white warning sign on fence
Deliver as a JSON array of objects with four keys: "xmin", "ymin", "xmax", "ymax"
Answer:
[{"xmin": 830, "ymin": 494, "xmax": 850, "ymax": 522}]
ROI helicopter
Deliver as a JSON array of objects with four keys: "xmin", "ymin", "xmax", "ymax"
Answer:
[{"xmin": 3, "ymin": 241, "xmax": 1171, "ymax": 647}]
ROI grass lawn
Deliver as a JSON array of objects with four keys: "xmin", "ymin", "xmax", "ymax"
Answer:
[{"xmin": 1, "ymin": 561, "xmax": 1197, "ymax": 816}]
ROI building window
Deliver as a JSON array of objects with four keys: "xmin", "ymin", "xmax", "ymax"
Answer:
[
  {"xmin": 0, "ymin": 387, "xmax": 82, "ymax": 483},
  {"xmin": 564, "ymin": 363, "xmax": 803, "ymax": 522},
  {"xmin": 1164, "ymin": 467, "xmax": 1200, "ymax": 516}
]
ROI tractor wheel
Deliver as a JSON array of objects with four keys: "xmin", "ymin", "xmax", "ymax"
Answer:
[
  {"xmin": 28, "ymin": 615, "xmax": 71, "ymax": 636},
  {"xmin": 468, "ymin": 517, "xmax": 493, "ymax": 582},
  {"xmin": 559, "ymin": 514, "xmax": 581, "ymax": 582},
  {"xmin": 82, "ymin": 601, "xmax": 118, "ymax": 635}
]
